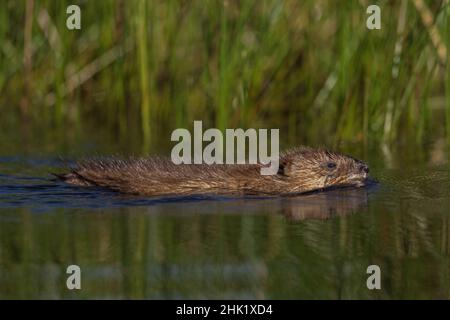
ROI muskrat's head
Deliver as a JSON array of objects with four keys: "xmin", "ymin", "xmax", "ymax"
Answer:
[{"xmin": 278, "ymin": 147, "xmax": 370, "ymax": 193}]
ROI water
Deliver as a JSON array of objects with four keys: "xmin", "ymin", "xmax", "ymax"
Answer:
[{"xmin": 1, "ymin": 141, "xmax": 450, "ymax": 299}]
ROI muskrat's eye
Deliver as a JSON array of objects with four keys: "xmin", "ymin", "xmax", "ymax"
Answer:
[{"xmin": 326, "ymin": 162, "xmax": 337, "ymax": 169}]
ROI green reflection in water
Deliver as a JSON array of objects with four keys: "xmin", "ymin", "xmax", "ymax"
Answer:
[
  {"xmin": 1, "ymin": 173, "xmax": 450, "ymax": 299},
  {"xmin": 0, "ymin": 125, "xmax": 449, "ymax": 299}
]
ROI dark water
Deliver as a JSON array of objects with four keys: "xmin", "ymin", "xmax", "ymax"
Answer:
[{"xmin": 1, "ymin": 142, "xmax": 450, "ymax": 299}]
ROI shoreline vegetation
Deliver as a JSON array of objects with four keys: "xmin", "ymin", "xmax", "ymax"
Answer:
[{"xmin": 0, "ymin": 0, "xmax": 449, "ymax": 152}]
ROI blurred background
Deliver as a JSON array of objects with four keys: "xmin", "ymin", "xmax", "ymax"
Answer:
[{"xmin": 1, "ymin": 0, "xmax": 449, "ymax": 155}]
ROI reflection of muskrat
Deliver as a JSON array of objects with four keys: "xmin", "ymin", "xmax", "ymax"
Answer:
[{"xmin": 55, "ymin": 147, "xmax": 370, "ymax": 197}]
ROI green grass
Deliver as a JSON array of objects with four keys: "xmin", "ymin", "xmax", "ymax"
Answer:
[
  {"xmin": 136, "ymin": 0, "xmax": 151, "ymax": 145},
  {"xmin": 0, "ymin": 0, "xmax": 449, "ymax": 149}
]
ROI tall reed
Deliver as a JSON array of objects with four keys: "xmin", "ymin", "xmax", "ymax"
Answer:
[
  {"xmin": 136, "ymin": 0, "xmax": 151, "ymax": 144},
  {"xmin": 0, "ymin": 0, "xmax": 448, "ymax": 149}
]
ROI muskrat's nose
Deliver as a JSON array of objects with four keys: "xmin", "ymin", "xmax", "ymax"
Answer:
[{"xmin": 359, "ymin": 164, "xmax": 369, "ymax": 174}]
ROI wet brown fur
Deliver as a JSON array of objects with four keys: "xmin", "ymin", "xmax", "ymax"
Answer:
[{"xmin": 56, "ymin": 147, "xmax": 369, "ymax": 197}]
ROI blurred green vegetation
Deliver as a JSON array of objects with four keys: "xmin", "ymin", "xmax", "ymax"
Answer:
[{"xmin": 0, "ymin": 0, "xmax": 449, "ymax": 149}]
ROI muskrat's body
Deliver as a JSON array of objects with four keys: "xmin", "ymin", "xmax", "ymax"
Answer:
[{"xmin": 56, "ymin": 147, "xmax": 370, "ymax": 197}]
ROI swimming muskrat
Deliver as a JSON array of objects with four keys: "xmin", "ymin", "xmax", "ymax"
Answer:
[{"xmin": 55, "ymin": 147, "xmax": 370, "ymax": 197}]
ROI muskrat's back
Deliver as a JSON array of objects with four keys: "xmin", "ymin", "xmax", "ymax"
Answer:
[{"xmin": 56, "ymin": 147, "xmax": 370, "ymax": 197}]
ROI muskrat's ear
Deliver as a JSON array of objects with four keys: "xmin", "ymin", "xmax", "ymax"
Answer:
[
  {"xmin": 277, "ymin": 158, "xmax": 301, "ymax": 177},
  {"xmin": 277, "ymin": 163, "xmax": 285, "ymax": 176},
  {"xmin": 277, "ymin": 160, "xmax": 293, "ymax": 176}
]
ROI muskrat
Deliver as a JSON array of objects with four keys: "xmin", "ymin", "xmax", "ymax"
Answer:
[{"xmin": 55, "ymin": 147, "xmax": 370, "ymax": 197}]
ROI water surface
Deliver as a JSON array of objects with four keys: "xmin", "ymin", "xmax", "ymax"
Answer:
[{"xmin": 1, "ymin": 143, "xmax": 450, "ymax": 299}]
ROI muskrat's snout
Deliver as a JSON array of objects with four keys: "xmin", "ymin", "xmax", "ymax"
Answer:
[
  {"xmin": 357, "ymin": 163, "xmax": 370, "ymax": 181},
  {"xmin": 359, "ymin": 163, "xmax": 369, "ymax": 174},
  {"xmin": 347, "ymin": 161, "xmax": 370, "ymax": 187},
  {"xmin": 356, "ymin": 163, "xmax": 369, "ymax": 186}
]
